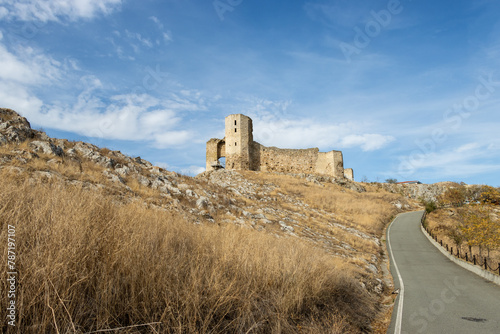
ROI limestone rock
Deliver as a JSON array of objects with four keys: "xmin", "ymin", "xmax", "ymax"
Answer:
[
  {"xmin": 0, "ymin": 134, "xmax": 8, "ymax": 145},
  {"xmin": 0, "ymin": 108, "xmax": 35, "ymax": 143},
  {"xmin": 196, "ymin": 197, "xmax": 209, "ymax": 210},
  {"xmin": 115, "ymin": 165, "xmax": 130, "ymax": 176},
  {"xmin": 136, "ymin": 174, "xmax": 151, "ymax": 187},
  {"xmin": 103, "ymin": 170, "xmax": 125, "ymax": 184},
  {"xmin": 74, "ymin": 142, "xmax": 116, "ymax": 168},
  {"xmin": 29, "ymin": 141, "xmax": 63, "ymax": 157},
  {"xmin": 279, "ymin": 221, "xmax": 294, "ymax": 233}
]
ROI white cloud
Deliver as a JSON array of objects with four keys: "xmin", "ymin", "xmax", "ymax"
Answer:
[
  {"xmin": 0, "ymin": 38, "xmax": 199, "ymax": 149},
  {"xmin": 140, "ymin": 109, "xmax": 180, "ymax": 133},
  {"xmin": 0, "ymin": 7, "xmax": 8, "ymax": 19},
  {"xmin": 220, "ymin": 96, "xmax": 395, "ymax": 152},
  {"xmin": 153, "ymin": 131, "xmax": 191, "ymax": 148},
  {"xmin": 181, "ymin": 165, "xmax": 205, "ymax": 176},
  {"xmin": 0, "ymin": 80, "xmax": 43, "ymax": 114},
  {"xmin": 456, "ymin": 142, "xmax": 481, "ymax": 153},
  {"xmin": 341, "ymin": 134, "xmax": 395, "ymax": 151},
  {"xmin": 0, "ymin": 0, "xmax": 122, "ymax": 22},
  {"xmin": 155, "ymin": 162, "xmax": 205, "ymax": 176},
  {"xmin": 0, "ymin": 41, "xmax": 61, "ymax": 114},
  {"xmin": 149, "ymin": 16, "xmax": 164, "ymax": 29},
  {"xmin": 0, "ymin": 43, "xmax": 61, "ymax": 85},
  {"xmin": 249, "ymin": 114, "xmax": 394, "ymax": 152},
  {"xmin": 148, "ymin": 16, "xmax": 172, "ymax": 43},
  {"xmin": 20, "ymin": 91, "xmax": 195, "ymax": 148},
  {"xmin": 396, "ymin": 141, "xmax": 500, "ymax": 180},
  {"xmin": 125, "ymin": 30, "xmax": 153, "ymax": 48},
  {"xmin": 163, "ymin": 32, "xmax": 173, "ymax": 42}
]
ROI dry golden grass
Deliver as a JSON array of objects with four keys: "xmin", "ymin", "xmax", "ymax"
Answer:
[
  {"xmin": 0, "ymin": 139, "xmax": 33, "ymax": 152},
  {"xmin": 241, "ymin": 172, "xmax": 404, "ymax": 236},
  {"xmin": 0, "ymin": 169, "xmax": 378, "ymax": 333}
]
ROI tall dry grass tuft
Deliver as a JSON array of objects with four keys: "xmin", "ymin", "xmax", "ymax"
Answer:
[{"xmin": 0, "ymin": 170, "xmax": 377, "ymax": 333}]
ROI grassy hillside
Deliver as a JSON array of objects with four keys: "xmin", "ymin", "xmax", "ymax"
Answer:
[
  {"xmin": 1, "ymin": 169, "xmax": 383, "ymax": 333},
  {"xmin": 0, "ymin": 108, "xmax": 419, "ymax": 333}
]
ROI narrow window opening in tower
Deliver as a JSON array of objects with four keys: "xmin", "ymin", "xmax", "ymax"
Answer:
[
  {"xmin": 235, "ymin": 142, "xmax": 237, "ymax": 146},
  {"xmin": 235, "ymin": 120, "xmax": 237, "ymax": 125},
  {"xmin": 235, "ymin": 128, "xmax": 237, "ymax": 133}
]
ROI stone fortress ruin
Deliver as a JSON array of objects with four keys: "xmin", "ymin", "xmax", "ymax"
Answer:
[{"xmin": 206, "ymin": 114, "xmax": 354, "ymax": 180}]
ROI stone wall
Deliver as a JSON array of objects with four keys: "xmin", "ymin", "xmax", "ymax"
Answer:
[
  {"xmin": 250, "ymin": 144, "xmax": 344, "ymax": 178},
  {"xmin": 344, "ymin": 168, "xmax": 354, "ymax": 181},
  {"xmin": 206, "ymin": 138, "xmax": 225, "ymax": 170},
  {"xmin": 316, "ymin": 151, "xmax": 344, "ymax": 178},
  {"xmin": 251, "ymin": 143, "xmax": 319, "ymax": 174}
]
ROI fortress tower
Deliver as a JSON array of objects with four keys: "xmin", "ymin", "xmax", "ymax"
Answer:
[{"xmin": 224, "ymin": 114, "xmax": 253, "ymax": 170}]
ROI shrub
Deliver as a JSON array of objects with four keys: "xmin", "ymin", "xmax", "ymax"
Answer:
[
  {"xmin": 425, "ymin": 201, "xmax": 437, "ymax": 213},
  {"xmin": 438, "ymin": 186, "xmax": 467, "ymax": 207}
]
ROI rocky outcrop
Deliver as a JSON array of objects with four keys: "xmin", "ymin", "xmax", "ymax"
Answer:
[
  {"xmin": 72, "ymin": 142, "xmax": 116, "ymax": 168},
  {"xmin": 29, "ymin": 141, "xmax": 64, "ymax": 156},
  {"xmin": 0, "ymin": 108, "xmax": 36, "ymax": 143},
  {"xmin": 379, "ymin": 182, "xmax": 455, "ymax": 203}
]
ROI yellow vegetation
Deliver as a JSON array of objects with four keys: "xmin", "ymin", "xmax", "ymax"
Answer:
[
  {"xmin": 0, "ymin": 169, "xmax": 379, "ymax": 333},
  {"xmin": 427, "ymin": 206, "xmax": 500, "ymax": 265}
]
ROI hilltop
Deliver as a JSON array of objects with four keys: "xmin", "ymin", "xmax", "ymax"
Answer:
[{"xmin": 0, "ymin": 108, "xmax": 454, "ymax": 333}]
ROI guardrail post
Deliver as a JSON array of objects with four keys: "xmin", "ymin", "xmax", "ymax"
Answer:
[
  {"xmin": 465, "ymin": 253, "xmax": 468, "ymax": 262},
  {"xmin": 473, "ymin": 255, "xmax": 476, "ymax": 265},
  {"xmin": 451, "ymin": 247, "xmax": 453, "ymax": 255},
  {"xmin": 484, "ymin": 259, "xmax": 488, "ymax": 270},
  {"xmin": 498, "ymin": 263, "xmax": 500, "ymax": 275}
]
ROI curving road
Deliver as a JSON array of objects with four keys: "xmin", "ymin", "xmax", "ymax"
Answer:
[{"xmin": 386, "ymin": 211, "xmax": 500, "ymax": 334}]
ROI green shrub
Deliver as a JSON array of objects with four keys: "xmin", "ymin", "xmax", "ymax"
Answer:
[{"xmin": 425, "ymin": 201, "xmax": 437, "ymax": 213}]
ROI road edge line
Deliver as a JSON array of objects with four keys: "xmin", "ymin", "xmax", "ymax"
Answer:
[{"xmin": 387, "ymin": 213, "xmax": 405, "ymax": 334}]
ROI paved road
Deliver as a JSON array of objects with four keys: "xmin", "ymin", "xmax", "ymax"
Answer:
[{"xmin": 387, "ymin": 211, "xmax": 500, "ymax": 334}]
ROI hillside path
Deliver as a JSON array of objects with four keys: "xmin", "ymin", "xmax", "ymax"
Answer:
[{"xmin": 386, "ymin": 211, "xmax": 500, "ymax": 334}]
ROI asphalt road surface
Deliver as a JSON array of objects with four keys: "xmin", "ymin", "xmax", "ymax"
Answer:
[{"xmin": 387, "ymin": 211, "xmax": 500, "ymax": 334}]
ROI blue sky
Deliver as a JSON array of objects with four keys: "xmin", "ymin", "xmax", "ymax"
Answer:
[{"xmin": 0, "ymin": 0, "xmax": 499, "ymax": 185}]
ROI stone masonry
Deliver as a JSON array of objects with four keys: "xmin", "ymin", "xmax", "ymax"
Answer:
[{"xmin": 206, "ymin": 114, "xmax": 354, "ymax": 179}]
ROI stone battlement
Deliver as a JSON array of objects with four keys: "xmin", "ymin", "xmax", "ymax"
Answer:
[{"xmin": 206, "ymin": 114, "xmax": 354, "ymax": 180}]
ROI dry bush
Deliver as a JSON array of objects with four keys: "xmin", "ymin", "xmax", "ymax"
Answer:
[{"xmin": 0, "ymin": 170, "xmax": 377, "ymax": 333}]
